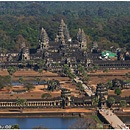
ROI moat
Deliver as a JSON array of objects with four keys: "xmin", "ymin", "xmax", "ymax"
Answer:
[
  {"xmin": 0, "ymin": 116, "xmax": 129, "ymax": 129},
  {"xmin": 0, "ymin": 117, "xmax": 76, "ymax": 129}
]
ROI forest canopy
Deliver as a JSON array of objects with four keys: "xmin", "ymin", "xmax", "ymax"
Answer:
[{"xmin": 0, "ymin": 1, "xmax": 130, "ymax": 51}]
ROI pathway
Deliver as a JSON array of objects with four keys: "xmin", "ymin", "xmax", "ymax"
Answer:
[{"xmin": 99, "ymin": 109, "xmax": 129, "ymax": 129}]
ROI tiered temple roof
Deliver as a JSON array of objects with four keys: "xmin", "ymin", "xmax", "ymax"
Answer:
[{"xmin": 55, "ymin": 19, "xmax": 71, "ymax": 44}]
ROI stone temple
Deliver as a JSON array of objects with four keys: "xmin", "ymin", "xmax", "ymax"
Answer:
[
  {"xmin": 0, "ymin": 19, "xmax": 88, "ymax": 70},
  {"xmin": 1, "ymin": 19, "xmax": 130, "ymax": 71}
]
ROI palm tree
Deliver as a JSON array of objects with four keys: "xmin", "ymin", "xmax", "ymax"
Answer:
[
  {"xmin": 7, "ymin": 66, "xmax": 17, "ymax": 82},
  {"xmin": 29, "ymin": 60, "xmax": 35, "ymax": 70},
  {"xmin": 38, "ymin": 69, "xmax": 43, "ymax": 77},
  {"xmin": 48, "ymin": 80, "xmax": 57, "ymax": 91},
  {"xmin": 77, "ymin": 64, "xmax": 85, "ymax": 75},
  {"xmin": 21, "ymin": 60, "xmax": 26, "ymax": 68},
  {"xmin": 16, "ymin": 98, "xmax": 27, "ymax": 110},
  {"xmin": 37, "ymin": 59, "xmax": 45, "ymax": 69},
  {"xmin": 62, "ymin": 64, "xmax": 70, "ymax": 74}
]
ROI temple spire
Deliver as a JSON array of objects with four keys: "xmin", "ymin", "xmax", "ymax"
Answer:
[
  {"xmin": 55, "ymin": 19, "xmax": 71, "ymax": 44},
  {"xmin": 77, "ymin": 28, "xmax": 87, "ymax": 50},
  {"xmin": 39, "ymin": 27, "xmax": 49, "ymax": 50}
]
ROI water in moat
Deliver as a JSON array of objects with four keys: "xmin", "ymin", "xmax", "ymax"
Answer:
[
  {"xmin": 120, "ymin": 116, "xmax": 130, "ymax": 124},
  {"xmin": 0, "ymin": 117, "xmax": 77, "ymax": 129}
]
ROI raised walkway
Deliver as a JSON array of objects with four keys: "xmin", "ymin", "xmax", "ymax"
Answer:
[
  {"xmin": 99, "ymin": 109, "xmax": 128, "ymax": 129},
  {"xmin": 71, "ymin": 68, "xmax": 94, "ymax": 97}
]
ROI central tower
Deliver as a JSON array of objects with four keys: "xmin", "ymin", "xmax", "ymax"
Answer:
[{"xmin": 55, "ymin": 19, "xmax": 71, "ymax": 44}]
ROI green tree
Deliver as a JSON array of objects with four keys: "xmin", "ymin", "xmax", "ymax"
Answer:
[
  {"xmin": 103, "ymin": 68, "xmax": 109, "ymax": 73},
  {"xmin": 4, "ymin": 75, "xmax": 12, "ymax": 86},
  {"xmin": 29, "ymin": 60, "xmax": 35, "ymax": 69},
  {"xmin": 114, "ymin": 87, "xmax": 121, "ymax": 96},
  {"xmin": 18, "ymin": 77, "xmax": 24, "ymax": 84},
  {"xmin": 36, "ymin": 77, "xmax": 41, "ymax": 84},
  {"xmin": 77, "ymin": 64, "xmax": 85, "ymax": 75},
  {"xmin": 0, "ymin": 75, "xmax": 12, "ymax": 90},
  {"xmin": 88, "ymin": 67, "xmax": 93, "ymax": 73},
  {"xmin": 125, "ymin": 73, "xmax": 129, "ymax": 79},
  {"xmin": 92, "ymin": 97, "xmax": 99, "ymax": 106},
  {"xmin": 37, "ymin": 59, "xmax": 45, "ymax": 69},
  {"xmin": 82, "ymin": 71, "xmax": 90, "ymax": 82},
  {"xmin": 42, "ymin": 93, "xmax": 52, "ymax": 99},
  {"xmin": 93, "ymin": 64, "xmax": 99, "ymax": 72},
  {"xmin": 62, "ymin": 64, "xmax": 70, "ymax": 74},
  {"xmin": 67, "ymin": 72, "xmax": 76, "ymax": 80},
  {"xmin": 21, "ymin": 60, "xmax": 26, "ymax": 68},
  {"xmin": 24, "ymin": 82, "xmax": 35, "ymax": 92},
  {"xmin": 48, "ymin": 80, "xmax": 59, "ymax": 91},
  {"xmin": 107, "ymin": 80, "xmax": 112, "ymax": 89},
  {"xmin": 38, "ymin": 69, "xmax": 43, "ymax": 76},
  {"xmin": 7, "ymin": 66, "xmax": 17, "ymax": 81},
  {"xmin": 108, "ymin": 97, "xmax": 115, "ymax": 108},
  {"xmin": 16, "ymin": 98, "xmax": 27, "ymax": 109},
  {"xmin": 120, "ymin": 100, "xmax": 126, "ymax": 107},
  {"xmin": 77, "ymin": 82, "xmax": 84, "ymax": 91},
  {"xmin": 11, "ymin": 124, "xmax": 20, "ymax": 129}
]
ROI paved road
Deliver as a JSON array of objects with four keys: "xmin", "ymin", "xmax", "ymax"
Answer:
[
  {"xmin": 71, "ymin": 69, "xmax": 94, "ymax": 97},
  {"xmin": 99, "ymin": 109, "xmax": 129, "ymax": 129}
]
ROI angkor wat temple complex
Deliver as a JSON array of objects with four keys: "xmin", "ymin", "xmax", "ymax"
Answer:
[{"xmin": 0, "ymin": 19, "xmax": 130, "ymax": 70}]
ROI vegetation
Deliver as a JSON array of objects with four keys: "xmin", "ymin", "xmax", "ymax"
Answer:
[
  {"xmin": 24, "ymin": 82, "xmax": 35, "ymax": 92},
  {"xmin": 76, "ymin": 82, "xmax": 84, "ymax": 91},
  {"xmin": 107, "ymin": 97, "xmax": 115, "ymax": 107},
  {"xmin": 0, "ymin": 75, "xmax": 12, "ymax": 90},
  {"xmin": 120, "ymin": 100, "xmax": 127, "ymax": 107},
  {"xmin": 114, "ymin": 87, "xmax": 121, "ymax": 96},
  {"xmin": 93, "ymin": 64, "xmax": 99, "ymax": 72},
  {"xmin": 7, "ymin": 66, "xmax": 17, "ymax": 76},
  {"xmin": 0, "ymin": 2, "xmax": 130, "ymax": 51},
  {"xmin": 103, "ymin": 68, "xmax": 109, "ymax": 73},
  {"xmin": 42, "ymin": 93, "xmax": 51, "ymax": 99},
  {"xmin": 107, "ymin": 80, "xmax": 112, "ymax": 89},
  {"xmin": 29, "ymin": 60, "xmax": 35, "ymax": 69},
  {"xmin": 18, "ymin": 77, "xmax": 24, "ymax": 84},
  {"xmin": 77, "ymin": 64, "xmax": 85, "ymax": 75},
  {"xmin": 38, "ymin": 69, "xmax": 43, "ymax": 76},
  {"xmin": 92, "ymin": 97, "xmax": 99, "ymax": 106},
  {"xmin": 62, "ymin": 64, "xmax": 76, "ymax": 79},
  {"xmin": 88, "ymin": 67, "xmax": 93, "ymax": 73},
  {"xmin": 125, "ymin": 73, "xmax": 129, "ymax": 79},
  {"xmin": 16, "ymin": 98, "xmax": 27, "ymax": 109},
  {"xmin": 36, "ymin": 78, "xmax": 41, "ymax": 84},
  {"xmin": 21, "ymin": 60, "xmax": 26, "ymax": 68},
  {"xmin": 37, "ymin": 59, "xmax": 45, "ymax": 69},
  {"xmin": 48, "ymin": 79, "xmax": 59, "ymax": 91},
  {"xmin": 11, "ymin": 124, "xmax": 20, "ymax": 129}
]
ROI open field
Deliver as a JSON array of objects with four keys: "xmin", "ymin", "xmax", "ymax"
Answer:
[
  {"xmin": 0, "ymin": 70, "xmax": 130, "ymax": 99},
  {"xmin": 0, "ymin": 70, "xmax": 82, "ymax": 99}
]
